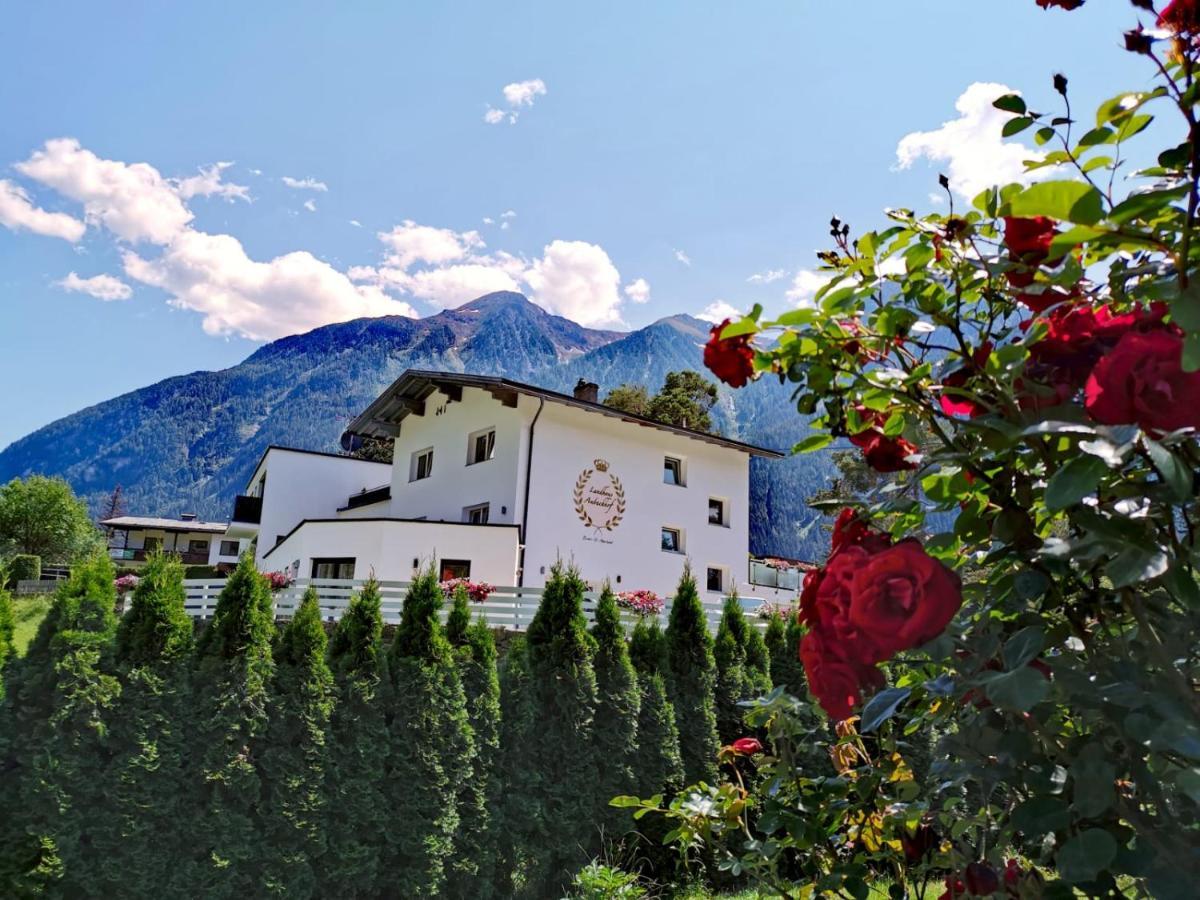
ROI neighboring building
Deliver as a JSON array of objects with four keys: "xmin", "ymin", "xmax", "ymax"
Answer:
[
  {"xmin": 226, "ymin": 370, "xmax": 795, "ymax": 601},
  {"xmin": 102, "ymin": 514, "xmax": 249, "ymax": 570}
]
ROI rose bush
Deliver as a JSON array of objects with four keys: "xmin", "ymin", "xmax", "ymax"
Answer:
[{"xmin": 619, "ymin": 4, "xmax": 1200, "ymax": 896}]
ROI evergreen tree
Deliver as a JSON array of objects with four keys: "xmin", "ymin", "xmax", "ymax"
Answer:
[
  {"xmin": 447, "ymin": 596, "xmax": 502, "ymax": 899},
  {"xmin": 0, "ymin": 553, "xmax": 121, "ymax": 895},
  {"xmin": 714, "ymin": 593, "xmax": 770, "ymax": 742},
  {"xmin": 496, "ymin": 635, "xmax": 538, "ymax": 896},
  {"xmin": 260, "ymin": 588, "xmax": 334, "ymax": 898},
  {"xmin": 191, "ymin": 554, "xmax": 276, "ymax": 898},
  {"xmin": 765, "ymin": 613, "xmax": 807, "ymax": 697},
  {"xmin": 386, "ymin": 569, "xmax": 473, "ymax": 897},
  {"xmin": 516, "ymin": 562, "xmax": 601, "ymax": 894},
  {"xmin": 628, "ymin": 619, "xmax": 685, "ymax": 797},
  {"xmin": 590, "ymin": 584, "xmax": 640, "ymax": 833},
  {"xmin": 665, "ymin": 565, "xmax": 720, "ymax": 784},
  {"xmin": 322, "ymin": 578, "xmax": 392, "ymax": 898},
  {"xmin": 445, "ymin": 582, "xmax": 471, "ymax": 644},
  {"xmin": 745, "ymin": 624, "xmax": 773, "ymax": 698},
  {"xmin": 95, "ymin": 552, "xmax": 195, "ymax": 898},
  {"xmin": 0, "ymin": 584, "xmax": 13, "ymax": 701}
]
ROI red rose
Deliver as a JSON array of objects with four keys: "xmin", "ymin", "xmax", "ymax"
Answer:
[
  {"xmin": 938, "ymin": 875, "xmax": 967, "ymax": 900},
  {"xmin": 800, "ymin": 628, "xmax": 881, "ymax": 721},
  {"xmin": 849, "ymin": 539, "xmax": 962, "ymax": 657},
  {"xmin": 830, "ymin": 507, "xmax": 892, "ymax": 555},
  {"xmin": 1004, "ymin": 215, "xmax": 1056, "ymax": 259},
  {"xmin": 1004, "ymin": 860, "xmax": 1023, "ymax": 893},
  {"xmin": 1036, "ymin": 0, "xmax": 1085, "ymax": 10},
  {"xmin": 901, "ymin": 823, "xmax": 939, "ymax": 862},
  {"xmin": 729, "ymin": 737, "xmax": 764, "ymax": 756},
  {"xmin": 1085, "ymin": 329, "xmax": 1200, "ymax": 433},
  {"xmin": 965, "ymin": 862, "xmax": 1000, "ymax": 897},
  {"xmin": 703, "ymin": 319, "xmax": 755, "ymax": 388},
  {"xmin": 860, "ymin": 433, "xmax": 919, "ymax": 472},
  {"xmin": 1160, "ymin": 0, "xmax": 1200, "ymax": 34},
  {"xmin": 939, "ymin": 343, "xmax": 992, "ymax": 417},
  {"xmin": 799, "ymin": 567, "xmax": 824, "ymax": 627},
  {"xmin": 813, "ymin": 547, "xmax": 875, "ymax": 644}
]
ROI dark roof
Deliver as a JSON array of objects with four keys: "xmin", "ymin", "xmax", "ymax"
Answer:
[
  {"xmin": 343, "ymin": 369, "xmax": 784, "ymax": 458},
  {"xmin": 262, "ymin": 515, "xmax": 519, "ymax": 561}
]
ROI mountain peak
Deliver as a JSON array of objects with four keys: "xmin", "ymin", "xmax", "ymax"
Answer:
[{"xmin": 452, "ymin": 291, "xmax": 536, "ymax": 314}]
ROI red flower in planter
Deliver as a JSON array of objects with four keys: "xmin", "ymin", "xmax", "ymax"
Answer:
[
  {"xmin": 703, "ymin": 319, "xmax": 755, "ymax": 388},
  {"xmin": 849, "ymin": 540, "xmax": 963, "ymax": 658},
  {"xmin": 729, "ymin": 737, "xmax": 764, "ymax": 756},
  {"xmin": 1085, "ymin": 329, "xmax": 1200, "ymax": 433},
  {"xmin": 1161, "ymin": 0, "xmax": 1200, "ymax": 34}
]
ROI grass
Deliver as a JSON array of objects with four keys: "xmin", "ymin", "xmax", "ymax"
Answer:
[{"xmin": 12, "ymin": 594, "xmax": 52, "ymax": 655}]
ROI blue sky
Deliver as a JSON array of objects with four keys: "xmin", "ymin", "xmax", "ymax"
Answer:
[{"xmin": 0, "ymin": 1, "xmax": 1156, "ymax": 448}]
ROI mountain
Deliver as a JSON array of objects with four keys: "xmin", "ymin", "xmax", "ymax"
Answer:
[{"xmin": 0, "ymin": 292, "xmax": 833, "ymax": 560}]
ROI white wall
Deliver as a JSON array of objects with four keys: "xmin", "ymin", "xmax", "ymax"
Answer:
[
  {"xmin": 261, "ymin": 518, "xmax": 521, "ymax": 584},
  {"xmin": 253, "ymin": 450, "xmax": 392, "ymax": 568},
  {"xmin": 115, "ymin": 528, "xmax": 221, "ymax": 555},
  {"xmin": 386, "ymin": 389, "xmax": 526, "ymax": 525},
  {"xmin": 208, "ymin": 535, "xmax": 249, "ymax": 567}
]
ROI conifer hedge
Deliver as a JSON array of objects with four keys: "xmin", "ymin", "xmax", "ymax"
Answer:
[{"xmin": 665, "ymin": 565, "xmax": 720, "ymax": 784}]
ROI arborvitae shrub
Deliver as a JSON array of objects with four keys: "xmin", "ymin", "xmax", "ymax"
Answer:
[
  {"xmin": 765, "ymin": 613, "xmax": 807, "ymax": 697},
  {"xmin": 745, "ymin": 621, "xmax": 773, "ymax": 697},
  {"xmin": 628, "ymin": 619, "xmax": 685, "ymax": 797},
  {"xmin": 96, "ymin": 552, "xmax": 195, "ymax": 898},
  {"xmin": 0, "ymin": 585, "xmax": 13, "ymax": 701},
  {"xmin": 445, "ymin": 582, "xmax": 471, "ymax": 644},
  {"xmin": 386, "ymin": 569, "xmax": 473, "ymax": 898},
  {"xmin": 665, "ymin": 565, "xmax": 720, "ymax": 784},
  {"xmin": 496, "ymin": 635, "xmax": 537, "ymax": 896},
  {"xmin": 192, "ymin": 553, "xmax": 276, "ymax": 899},
  {"xmin": 516, "ymin": 562, "xmax": 601, "ymax": 894},
  {"xmin": 590, "ymin": 584, "xmax": 641, "ymax": 832},
  {"xmin": 322, "ymin": 578, "xmax": 392, "ymax": 897},
  {"xmin": 261, "ymin": 587, "xmax": 334, "ymax": 898},
  {"xmin": 448, "ymin": 608, "xmax": 502, "ymax": 899},
  {"xmin": 714, "ymin": 596, "xmax": 751, "ymax": 743}
]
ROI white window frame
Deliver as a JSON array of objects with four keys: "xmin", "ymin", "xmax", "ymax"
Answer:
[
  {"xmin": 467, "ymin": 427, "xmax": 497, "ymax": 465},
  {"xmin": 464, "ymin": 502, "xmax": 490, "ymax": 525},
  {"xmin": 410, "ymin": 447, "xmax": 434, "ymax": 482},
  {"xmin": 661, "ymin": 526, "xmax": 684, "ymax": 554},
  {"xmin": 663, "ymin": 456, "xmax": 686, "ymax": 487}
]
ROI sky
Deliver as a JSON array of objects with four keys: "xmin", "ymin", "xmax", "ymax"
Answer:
[{"xmin": 0, "ymin": 1, "xmax": 1160, "ymax": 449}]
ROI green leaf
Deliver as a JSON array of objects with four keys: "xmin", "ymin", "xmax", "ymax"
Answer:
[
  {"xmin": 1011, "ymin": 796, "xmax": 1071, "ymax": 834},
  {"xmin": 1045, "ymin": 455, "xmax": 1108, "ymax": 510},
  {"xmin": 1047, "ymin": 225, "xmax": 1106, "ymax": 261},
  {"xmin": 1003, "ymin": 626, "xmax": 1045, "ymax": 670},
  {"xmin": 792, "ymin": 434, "xmax": 833, "ymax": 454},
  {"xmin": 1014, "ymin": 569, "xmax": 1050, "ymax": 600},
  {"xmin": 1002, "ymin": 116, "xmax": 1034, "ymax": 137},
  {"xmin": 993, "ymin": 94, "xmax": 1027, "ymax": 115},
  {"xmin": 1183, "ymin": 332, "xmax": 1200, "ymax": 374},
  {"xmin": 1162, "ymin": 564, "xmax": 1200, "ymax": 608},
  {"xmin": 1106, "ymin": 545, "xmax": 1170, "ymax": 588},
  {"xmin": 1077, "ymin": 126, "xmax": 1115, "ymax": 147},
  {"xmin": 1108, "ymin": 186, "xmax": 1189, "ymax": 225},
  {"xmin": 1070, "ymin": 743, "xmax": 1116, "ymax": 819},
  {"xmin": 1007, "ymin": 181, "xmax": 1105, "ymax": 225},
  {"xmin": 1144, "ymin": 439, "xmax": 1193, "ymax": 502},
  {"xmin": 772, "ymin": 307, "xmax": 818, "ymax": 328},
  {"xmin": 718, "ymin": 318, "xmax": 759, "ymax": 339},
  {"xmin": 1034, "ymin": 126, "xmax": 1057, "ymax": 146},
  {"xmin": 984, "ymin": 666, "xmax": 1049, "ymax": 713},
  {"xmin": 1056, "ymin": 829, "xmax": 1118, "ymax": 884},
  {"xmin": 859, "ymin": 686, "xmax": 911, "ymax": 733}
]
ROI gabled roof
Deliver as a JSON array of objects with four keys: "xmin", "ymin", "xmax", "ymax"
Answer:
[
  {"xmin": 343, "ymin": 369, "xmax": 784, "ymax": 458},
  {"xmin": 101, "ymin": 515, "xmax": 228, "ymax": 534}
]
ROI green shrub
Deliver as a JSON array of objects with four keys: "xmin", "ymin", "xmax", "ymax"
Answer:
[
  {"xmin": 4, "ymin": 554, "xmax": 40, "ymax": 588},
  {"xmin": 184, "ymin": 564, "xmax": 222, "ymax": 579},
  {"xmin": 628, "ymin": 619, "xmax": 685, "ymax": 796},
  {"xmin": 665, "ymin": 565, "xmax": 720, "ymax": 784},
  {"xmin": 0, "ymin": 586, "xmax": 13, "ymax": 701},
  {"xmin": 566, "ymin": 861, "xmax": 648, "ymax": 899},
  {"xmin": 591, "ymin": 584, "xmax": 641, "ymax": 832}
]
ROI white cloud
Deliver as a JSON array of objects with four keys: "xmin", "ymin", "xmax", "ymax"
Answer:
[
  {"xmin": 928, "ymin": 192, "xmax": 945, "ymax": 206},
  {"xmin": 747, "ymin": 268, "xmax": 786, "ymax": 284},
  {"xmin": 349, "ymin": 219, "xmax": 362, "ymax": 227},
  {"xmin": 484, "ymin": 79, "xmax": 547, "ymax": 125},
  {"xmin": 697, "ymin": 300, "xmax": 742, "ymax": 324},
  {"xmin": 122, "ymin": 229, "xmax": 416, "ymax": 340},
  {"xmin": 524, "ymin": 240, "xmax": 623, "ymax": 326},
  {"xmin": 501, "ymin": 209, "xmax": 517, "ymax": 219},
  {"xmin": 0, "ymin": 178, "xmax": 86, "ymax": 242},
  {"xmin": 673, "ymin": 248, "xmax": 691, "ymax": 266},
  {"xmin": 378, "ymin": 220, "xmax": 485, "ymax": 270},
  {"xmin": 895, "ymin": 82, "xmax": 1046, "ymax": 200},
  {"xmin": 482, "ymin": 216, "xmax": 495, "ymax": 225},
  {"xmin": 281, "ymin": 176, "xmax": 328, "ymax": 192},
  {"xmin": 56, "ymin": 271, "xmax": 132, "ymax": 301},
  {"xmin": 303, "ymin": 198, "xmax": 317, "ymax": 213},
  {"xmin": 172, "ymin": 162, "xmax": 250, "ymax": 202},
  {"xmin": 623, "ymin": 277, "xmax": 651, "ymax": 304},
  {"xmin": 785, "ymin": 269, "xmax": 834, "ymax": 306},
  {"xmin": 16, "ymin": 138, "xmax": 192, "ymax": 244}
]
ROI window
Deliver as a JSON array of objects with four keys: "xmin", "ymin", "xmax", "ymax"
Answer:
[
  {"xmin": 143, "ymin": 537, "xmax": 161, "ymax": 552},
  {"xmin": 219, "ymin": 540, "xmax": 240, "ymax": 557},
  {"xmin": 311, "ymin": 558, "xmax": 356, "ymax": 579},
  {"xmin": 464, "ymin": 502, "xmax": 490, "ymax": 525},
  {"xmin": 189, "ymin": 539, "xmax": 210, "ymax": 553},
  {"xmin": 440, "ymin": 558, "xmax": 471, "ymax": 580},
  {"xmin": 708, "ymin": 497, "xmax": 728, "ymax": 526},
  {"xmin": 411, "ymin": 448, "xmax": 434, "ymax": 481},
  {"xmin": 468, "ymin": 428, "xmax": 496, "ymax": 465},
  {"xmin": 706, "ymin": 566, "xmax": 726, "ymax": 593},
  {"xmin": 663, "ymin": 457, "xmax": 684, "ymax": 486},
  {"xmin": 661, "ymin": 527, "xmax": 683, "ymax": 553}
]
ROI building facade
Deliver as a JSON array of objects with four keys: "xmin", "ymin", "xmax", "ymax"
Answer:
[
  {"xmin": 102, "ymin": 514, "xmax": 248, "ymax": 570},
  {"xmin": 231, "ymin": 370, "xmax": 796, "ymax": 601}
]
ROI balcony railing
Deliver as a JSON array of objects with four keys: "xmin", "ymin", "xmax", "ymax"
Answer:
[
  {"xmin": 231, "ymin": 494, "xmax": 263, "ymax": 524},
  {"xmin": 109, "ymin": 548, "xmax": 210, "ymax": 565}
]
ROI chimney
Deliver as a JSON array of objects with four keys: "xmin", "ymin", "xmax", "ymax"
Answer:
[
  {"xmin": 180, "ymin": 512, "xmax": 198, "ymax": 521},
  {"xmin": 573, "ymin": 379, "xmax": 599, "ymax": 404}
]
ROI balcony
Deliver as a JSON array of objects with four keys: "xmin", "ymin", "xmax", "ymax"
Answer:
[
  {"xmin": 109, "ymin": 547, "xmax": 210, "ymax": 566},
  {"xmin": 227, "ymin": 494, "xmax": 263, "ymax": 537}
]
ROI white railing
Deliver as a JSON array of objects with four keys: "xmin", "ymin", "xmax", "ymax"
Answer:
[{"xmin": 181, "ymin": 578, "xmax": 779, "ymax": 634}]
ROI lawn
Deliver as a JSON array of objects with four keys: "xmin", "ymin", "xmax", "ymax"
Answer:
[{"xmin": 12, "ymin": 594, "xmax": 52, "ymax": 655}]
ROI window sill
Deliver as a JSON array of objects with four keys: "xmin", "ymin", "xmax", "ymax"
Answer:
[
  {"xmin": 662, "ymin": 482, "xmax": 687, "ymax": 488},
  {"xmin": 661, "ymin": 548, "xmax": 685, "ymax": 555},
  {"xmin": 708, "ymin": 522, "xmax": 730, "ymax": 528},
  {"xmin": 466, "ymin": 458, "xmax": 495, "ymax": 467}
]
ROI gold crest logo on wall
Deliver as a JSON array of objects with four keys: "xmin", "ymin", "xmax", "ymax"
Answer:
[{"xmin": 573, "ymin": 458, "xmax": 626, "ymax": 533}]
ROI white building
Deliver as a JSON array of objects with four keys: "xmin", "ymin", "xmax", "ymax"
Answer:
[
  {"xmin": 103, "ymin": 514, "xmax": 249, "ymax": 570},
  {"xmin": 227, "ymin": 370, "xmax": 794, "ymax": 601}
]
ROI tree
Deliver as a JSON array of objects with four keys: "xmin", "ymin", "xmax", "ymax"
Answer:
[
  {"xmin": 763, "ymin": 613, "xmax": 806, "ymax": 697},
  {"xmin": 260, "ymin": 588, "xmax": 334, "ymax": 898},
  {"xmin": 628, "ymin": 619, "xmax": 685, "ymax": 797},
  {"xmin": 447, "ymin": 590, "xmax": 502, "ymax": 899},
  {"xmin": 100, "ymin": 484, "xmax": 125, "ymax": 536},
  {"xmin": 386, "ymin": 569, "xmax": 473, "ymax": 897},
  {"xmin": 665, "ymin": 565, "xmax": 720, "ymax": 784},
  {"xmin": 496, "ymin": 635, "xmax": 538, "ymax": 896},
  {"xmin": 0, "ymin": 475, "xmax": 100, "ymax": 562},
  {"xmin": 590, "ymin": 584, "xmax": 641, "ymax": 832},
  {"xmin": 96, "ymin": 552, "xmax": 196, "ymax": 898},
  {"xmin": 602, "ymin": 384, "xmax": 652, "ymax": 417},
  {"xmin": 515, "ymin": 562, "xmax": 600, "ymax": 894},
  {"xmin": 713, "ymin": 600, "xmax": 751, "ymax": 744},
  {"xmin": 604, "ymin": 370, "xmax": 719, "ymax": 433},
  {"xmin": 345, "ymin": 435, "xmax": 394, "ymax": 463},
  {"xmin": 191, "ymin": 554, "xmax": 276, "ymax": 898},
  {"xmin": 0, "ymin": 583, "xmax": 13, "ymax": 702},
  {"xmin": 322, "ymin": 578, "xmax": 391, "ymax": 897}
]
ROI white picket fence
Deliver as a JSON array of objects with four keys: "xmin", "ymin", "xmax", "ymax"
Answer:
[{"xmin": 181, "ymin": 578, "xmax": 778, "ymax": 634}]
